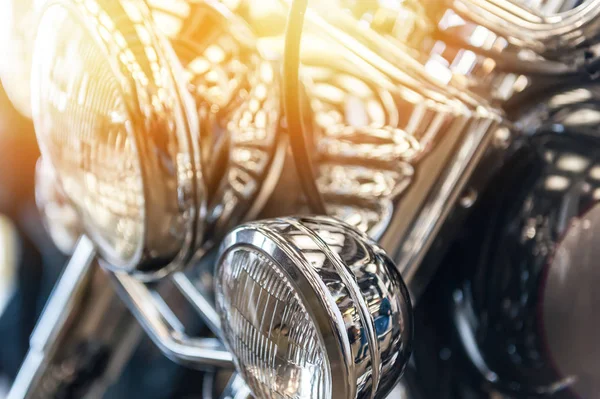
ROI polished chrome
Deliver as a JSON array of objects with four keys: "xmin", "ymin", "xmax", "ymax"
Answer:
[
  {"xmin": 215, "ymin": 216, "xmax": 413, "ymax": 399},
  {"xmin": 112, "ymin": 271, "xmax": 235, "ymax": 369},
  {"xmin": 29, "ymin": 0, "xmax": 289, "ymax": 276},
  {"xmin": 450, "ymin": 0, "xmax": 600, "ymax": 59},
  {"xmin": 278, "ymin": 1, "xmax": 504, "ymax": 245},
  {"xmin": 148, "ymin": 0, "xmax": 287, "ymax": 247},
  {"xmin": 31, "ymin": 0, "xmax": 204, "ymax": 278},
  {"xmin": 8, "ymin": 0, "xmax": 590, "ymax": 396},
  {"xmin": 220, "ymin": 374, "xmax": 253, "ymax": 399},
  {"xmin": 172, "ymin": 272, "xmax": 222, "ymax": 335},
  {"xmin": 8, "ymin": 236, "xmax": 141, "ymax": 399},
  {"xmin": 273, "ymin": 0, "xmax": 505, "ymax": 299}
]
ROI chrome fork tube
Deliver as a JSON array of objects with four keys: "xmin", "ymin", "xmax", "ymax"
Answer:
[{"xmin": 7, "ymin": 236, "xmax": 140, "ymax": 399}]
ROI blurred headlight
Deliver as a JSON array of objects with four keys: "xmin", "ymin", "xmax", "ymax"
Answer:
[
  {"xmin": 31, "ymin": 0, "xmax": 203, "ymax": 277},
  {"xmin": 216, "ymin": 216, "xmax": 413, "ymax": 399},
  {"xmin": 0, "ymin": 0, "xmax": 42, "ymax": 118}
]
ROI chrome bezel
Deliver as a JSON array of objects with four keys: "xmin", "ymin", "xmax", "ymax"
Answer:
[
  {"xmin": 216, "ymin": 216, "xmax": 413, "ymax": 399},
  {"xmin": 148, "ymin": 0, "xmax": 287, "ymax": 249},
  {"xmin": 31, "ymin": 0, "xmax": 205, "ymax": 279}
]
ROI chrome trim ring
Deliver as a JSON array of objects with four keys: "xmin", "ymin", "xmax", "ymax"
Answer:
[
  {"xmin": 148, "ymin": 0, "xmax": 286, "ymax": 249},
  {"xmin": 215, "ymin": 216, "xmax": 413, "ymax": 399}
]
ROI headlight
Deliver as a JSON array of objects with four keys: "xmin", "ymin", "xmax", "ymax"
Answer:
[
  {"xmin": 216, "ymin": 216, "xmax": 413, "ymax": 399},
  {"xmin": 30, "ymin": 0, "xmax": 202, "ymax": 278},
  {"xmin": 0, "ymin": 0, "xmax": 41, "ymax": 118}
]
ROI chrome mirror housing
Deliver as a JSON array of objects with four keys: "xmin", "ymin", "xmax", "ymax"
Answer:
[{"xmin": 215, "ymin": 216, "xmax": 413, "ymax": 399}]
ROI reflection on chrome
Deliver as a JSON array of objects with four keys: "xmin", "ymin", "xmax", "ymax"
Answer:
[{"xmin": 149, "ymin": 0, "xmax": 286, "ymax": 245}]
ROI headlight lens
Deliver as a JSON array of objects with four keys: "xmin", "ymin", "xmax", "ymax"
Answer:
[
  {"xmin": 32, "ymin": 4, "xmax": 145, "ymax": 265},
  {"xmin": 216, "ymin": 216, "xmax": 413, "ymax": 399},
  {"xmin": 31, "ymin": 0, "xmax": 202, "ymax": 277},
  {"xmin": 219, "ymin": 247, "xmax": 330, "ymax": 398},
  {"xmin": 32, "ymin": 5, "xmax": 144, "ymax": 263}
]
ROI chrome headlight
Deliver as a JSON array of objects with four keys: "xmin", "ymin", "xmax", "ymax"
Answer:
[
  {"xmin": 30, "ymin": 0, "xmax": 203, "ymax": 278},
  {"xmin": 216, "ymin": 216, "xmax": 413, "ymax": 399},
  {"xmin": 0, "ymin": 0, "xmax": 42, "ymax": 118}
]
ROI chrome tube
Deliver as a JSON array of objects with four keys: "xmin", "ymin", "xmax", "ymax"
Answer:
[
  {"xmin": 112, "ymin": 272, "xmax": 234, "ymax": 369},
  {"xmin": 7, "ymin": 237, "xmax": 141, "ymax": 399},
  {"xmin": 7, "ymin": 235, "xmax": 235, "ymax": 398}
]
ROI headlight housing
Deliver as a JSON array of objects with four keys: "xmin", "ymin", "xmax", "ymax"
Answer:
[
  {"xmin": 148, "ymin": 0, "xmax": 285, "ymax": 246},
  {"xmin": 216, "ymin": 216, "xmax": 413, "ymax": 399},
  {"xmin": 31, "ymin": 0, "xmax": 203, "ymax": 278}
]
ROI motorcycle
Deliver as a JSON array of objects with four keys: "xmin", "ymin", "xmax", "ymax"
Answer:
[{"xmin": 0, "ymin": 0, "xmax": 599, "ymax": 397}]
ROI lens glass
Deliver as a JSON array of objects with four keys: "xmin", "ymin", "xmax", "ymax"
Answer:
[
  {"xmin": 217, "ymin": 247, "xmax": 331, "ymax": 399},
  {"xmin": 32, "ymin": 5, "xmax": 145, "ymax": 264}
]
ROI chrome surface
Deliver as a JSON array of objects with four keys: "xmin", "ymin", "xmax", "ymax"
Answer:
[
  {"xmin": 327, "ymin": 0, "xmax": 536, "ymax": 101},
  {"xmin": 172, "ymin": 271, "xmax": 223, "ymax": 335},
  {"xmin": 450, "ymin": 0, "xmax": 600, "ymax": 58},
  {"xmin": 220, "ymin": 374, "xmax": 253, "ymax": 399},
  {"xmin": 250, "ymin": 5, "xmax": 504, "ymax": 305},
  {"xmin": 8, "ymin": 0, "xmax": 600, "ymax": 397},
  {"xmin": 8, "ymin": 236, "xmax": 141, "ymax": 399},
  {"xmin": 31, "ymin": 0, "xmax": 203, "ymax": 278},
  {"xmin": 112, "ymin": 271, "xmax": 235, "ymax": 369},
  {"xmin": 148, "ymin": 0, "xmax": 286, "ymax": 247},
  {"xmin": 274, "ymin": 0, "xmax": 506, "ymax": 300},
  {"xmin": 215, "ymin": 216, "xmax": 413, "ymax": 399}
]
